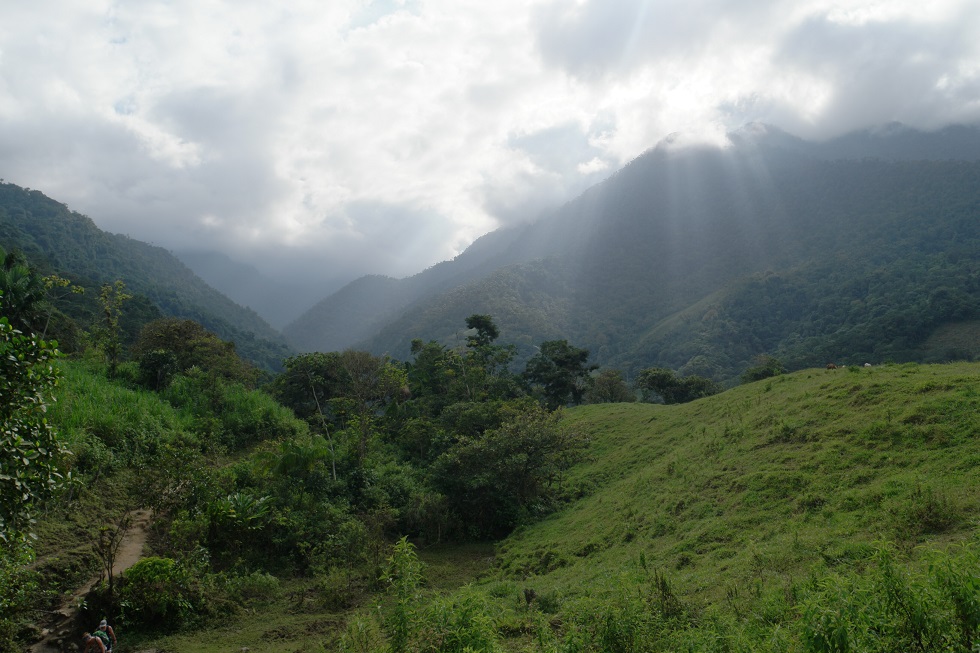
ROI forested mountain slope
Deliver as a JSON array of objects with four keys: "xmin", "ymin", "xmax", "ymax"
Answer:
[
  {"xmin": 286, "ymin": 124, "xmax": 980, "ymax": 381},
  {"xmin": 0, "ymin": 182, "xmax": 291, "ymax": 369}
]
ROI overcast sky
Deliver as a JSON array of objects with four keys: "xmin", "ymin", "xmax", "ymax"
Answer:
[{"xmin": 2, "ymin": 0, "xmax": 979, "ymax": 287}]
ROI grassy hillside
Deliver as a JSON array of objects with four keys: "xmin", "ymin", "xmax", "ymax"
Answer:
[
  {"xmin": 499, "ymin": 362, "xmax": 979, "ymax": 591},
  {"xmin": 121, "ymin": 361, "xmax": 980, "ymax": 652}
]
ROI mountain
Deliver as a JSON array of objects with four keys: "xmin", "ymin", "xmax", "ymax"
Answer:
[
  {"xmin": 0, "ymin": 182, "xmax": 292, "ymax": 370},
  {"xmin": 284, "ymin": 123, "xmax": 980, "ymax": 381},
  {"xmin": 173, "ymin": 248, "xmax": 327, "ymax": 330}
]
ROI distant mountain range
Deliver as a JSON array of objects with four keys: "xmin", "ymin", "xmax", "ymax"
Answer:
[
  {"xmin": 283, "ymin": 123, "xmax": 980, "ymax": 381},
  {"xmin": 4, "ymin": 123, "xmax": 978, "ymax": 381},
  {"xmin": 0, "ymin": 183, "xmax": 291, "ymax": 370},
  {"xmin": 172, "ymin": 249, "xmax": 329, "ymax": 330}
]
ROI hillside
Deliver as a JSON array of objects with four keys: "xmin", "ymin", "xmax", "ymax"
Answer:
[
  {"xmin": 499, "ymin": 362, "xmax": 980, "ymax": 594},
  {"xmin": 107, "ymin": 360, "xmax": 980, "ymax": 652},
  {"xmin": 0, "ymin": 182, "xmax": 291, "ymax": 370},
  {"xmin": 284, "ymin": 124, "xmax": 980, "ymax": 382}
]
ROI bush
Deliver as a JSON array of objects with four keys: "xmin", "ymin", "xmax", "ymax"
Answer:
[
  {"xmin": 741, "ymin": 355, "xmax": 785, "ymax": 384},
  {"xmin": 0, "ymin": 541, "xmax": 41, "ymax": 652},
  {"xmin": 800, "ymin": 545, "xmax": 980, "ymax": 653},
  {"xmin": 220, "ymin": 570, "xmax": 281, "ymax": 606},
  {"xmin": 118, "ymin": 555, "xmax": 208, "ymax": 630},
  {"xmin": 163, "ymin": 373, "xmax": 307, "ymax": 450}
]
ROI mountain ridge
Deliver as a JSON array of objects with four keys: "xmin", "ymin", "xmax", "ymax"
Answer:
[
  {"xmin": 0, "ymin": 182, "xmax": 292, "ymax": 370},
  {"xmin": 283, "ymin": 122, "xmax": 980, "ymax": 381}
]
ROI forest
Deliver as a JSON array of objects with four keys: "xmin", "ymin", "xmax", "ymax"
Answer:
[
  {"xmin": 0, "ymin": 253, "xmax": 646, "ymax": 649},
  {"xmin": 4, "ymin": 250, "xmax": 980, "ymax": 652}
]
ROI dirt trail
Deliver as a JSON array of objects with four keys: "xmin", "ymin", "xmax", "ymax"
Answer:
[{"xmin": 29, "ymin": 509, "xmax": 152, "ymax": 653}]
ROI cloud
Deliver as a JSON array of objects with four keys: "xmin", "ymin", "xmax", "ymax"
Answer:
[
  {"xmin": 772, "ymin": 8, "xmax": 980, "ymax": 136},
  {"xmin": 1, "ymin": 0, "xmax": 979, "ymax": 306}
]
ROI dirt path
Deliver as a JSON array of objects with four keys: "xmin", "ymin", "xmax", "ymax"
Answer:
[{"xmin": 29, "ymin": 509, "xmax": 152, "ymax": 653}]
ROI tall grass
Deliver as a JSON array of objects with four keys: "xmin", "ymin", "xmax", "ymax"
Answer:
[{"xmin": 49, "ymin": 360, "xmax": 195, "ymax": 475}]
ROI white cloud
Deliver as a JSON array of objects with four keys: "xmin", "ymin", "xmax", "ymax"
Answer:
[{"xmin": 1, "ymin": 0, "xmax": 979, "ymax": 296}]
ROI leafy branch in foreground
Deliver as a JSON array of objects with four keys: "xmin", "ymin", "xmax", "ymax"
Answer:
[{"xmin": 0, "ymin": 316, "xmax": 70, "ymax": 542}]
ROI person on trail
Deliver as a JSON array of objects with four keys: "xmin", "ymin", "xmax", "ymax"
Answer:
[
  {"xmin": 95, "ymin": 619, "xmax": 116, "ymax": 651},
  {"xmin": 82, "ymin": 633, "xmax": 107, "ymax": 653}
]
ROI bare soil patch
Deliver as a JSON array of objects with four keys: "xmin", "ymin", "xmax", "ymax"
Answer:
[{"xmin": 29, "ymin": 509, "xmax": 151, "ymax": 653}]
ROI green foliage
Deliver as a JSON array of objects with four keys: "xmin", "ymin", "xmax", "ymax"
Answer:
[
  {"xmin": 741, "ymin": 354, "xmax": 786, "ymax": 384},
  {"xmin": 585, "ymin": 369, "xmax": 636, "ymax": 403},
  {"xmin": 636, "ymin": 367, "xmax": 720, "ymax": 404},
  {"xmin": 381, "ymin": 537, "xmax": 424, "ymax": 653},
  {"xmin": 432, "ymin": 401, "xmax": 588, "ymax": 538},
  {"xmin": 377, "ymin": 538, "xmax": 502, "ymax": 652},
  {"xmin": 134, "ymin": 317, "xmax": 258, "ymax": 387},
  {"xmin": 94, "ymin": 280, "xmax": 132, "ymax": 376},
  {"xmin": 0, "ymin": 540, "xmax": 41, "ymax": 652},
  {"xmin": 137, "ymin": 348, "xmax": 180, "ymax": 390},
  {"xmin": 0, "ymin": 246, "xmax": 48, "ymax": 333},
  {"xmin": 162, "ymin": 370, "xmax": 306, "ymax": 450},
  {"xmin": 118, "ymin": 555, "xmax": 208, "ymax": 630},
  {"xmin": 48, "ymin": 359, "xmax": 196, "ymax": 475},
  {"xmin": 270, "ymin": 351, "xmax": 348, "ymax": 422},
  {"xmin": 411, "ymin": 591, "xmax": 502, "ymax": 653},
  {"xmin": 524, "ymin": 339, "xmax": 597, "ymax": 409},
  {"xmin": 0, "ymin": 316, "xmax": 70, "ymax": 540},
  {"xmin": 464, "ymin": 313, "xmax": 500, "ymax": 350},
  {"xmin": 218, "ymin": 570, "xmax": 281, "ymax": 606},
  {"xmin": 800, "ymin": 545, "xmax": 980, "ymax": 653}
]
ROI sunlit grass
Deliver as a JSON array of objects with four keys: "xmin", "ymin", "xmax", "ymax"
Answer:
[
  {"xmin": 68, "ymin": 361, "xmax": 980, "ymax": 652},
  {"xmin": 489, "ymin": 362, "xmax": 980, "ymax": 610}
]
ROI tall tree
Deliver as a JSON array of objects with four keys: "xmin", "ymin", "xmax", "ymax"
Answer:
[
  {"xmin": 338, "ymin": 350, "xmax": 408, "ymax": 462},
  {"xmin": 585, "ymin": 369, "xmax": 636, "ymax": 404},
  {"xmin": 432, "ymin": 401, "xmax": 588, "ymax": 538},
  {"xmin": 96, "ymin": 280, "xmax": 132, "ymax": 376},
  {"xmin": 523, "ymin": 339, "xmax": 597, "ymax": 409}
]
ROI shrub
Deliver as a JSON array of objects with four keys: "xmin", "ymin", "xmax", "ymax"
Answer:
[
  {"xmin": 220, "ymin": 570, "xmax": 281, "ymax": 606},
  {"xmin": 741, "ymin": 355, "xmax": 785, "ymax": 384},
  {"xmin": 118, "ymin": 555, "xmax": 208, "ymax": 630},
  {"xmin": 800, "ymin": 545, "xmax": 975, "ymax": 653}
]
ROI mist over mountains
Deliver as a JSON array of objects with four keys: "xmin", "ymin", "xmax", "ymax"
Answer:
[
  {"xmin": 280, "ymin": 123, "xmax": 980, "ymax": 380},
  {"xmin": 3, "ymin": 122, "xmax": 979, "ymax": 380}
]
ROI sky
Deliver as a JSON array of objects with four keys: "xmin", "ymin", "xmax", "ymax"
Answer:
[{"xmin": 2, "ymin": 0, "xmax": 980, "ymax": 292}]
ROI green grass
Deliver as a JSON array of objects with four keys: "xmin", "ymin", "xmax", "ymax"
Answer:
[
  {"xmin": 44, "ymin": 361, "xmax": 980, "ymax": 652},
  {"xmin": 491, "ymin": 362, "xmax": 980, "ymax": 607}
]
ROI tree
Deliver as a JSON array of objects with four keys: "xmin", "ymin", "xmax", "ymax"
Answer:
[
  {"xmin": 93, "ymin": 512, "xmax": 131, "ymax": 600},
  {"xmin": 271, "ymin": 352, "xmax": 348, "ymax": 421},
  {"xmin": 636, "ymin": 367, "xmax": 720, "ymax": 404},
  {"xmin": 337, "ymin": 350, "xmax": 408, "ymax": 462},
  {"xmin": 95, "ymin": 280, "xmax": 132, "ymax": 376},
  {"xmin": 464, "ymin": 314, "xmax": 500, "ymax": 350},
  {"xmin": 0, "ymin": 247, "xmax": 46, "ymax": 334},
  {"xmin": 134, "ymin": 318, "xmax": 257, "ymax": 387},
  {"xmin": 740, "ymin": 355, "xmax": 785, "ymax": 384},
  {"xmin": 524, "ymin": 339, "xmax": 597, "ymax": 409},
  {"xmin": 585, "ymin": 369, "xmax": 636, "ymax": 404},
  {"xmin": 0, "ymin": 315, "xmax": 70, "ymax": 542},
  {"xmin": 270, "ymin": 352, "xmax": 352, "ymax": 479},
  {"xmin": 432, "ymin": 401, "xmax": 588, "ymax": 538},
  {"xmin": 406, "ymin": 316, "xmax": 520, "ymax": 407}
]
